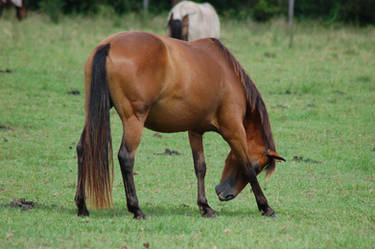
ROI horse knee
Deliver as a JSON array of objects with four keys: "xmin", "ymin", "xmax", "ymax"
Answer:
[
  {"xmin": 196, "ymin": 167, "xmax": 206, "ymax": 178},
  {"xmin": 194, "ymin": 163, "xmax": 206, "ymax": 177}
]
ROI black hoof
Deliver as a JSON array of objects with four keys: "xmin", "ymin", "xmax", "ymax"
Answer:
[
  {"xmin": 134, "ymin": 215, "xmax": 146, "ymax": 220},
  {"xmin": 133, "ymin": 211, "xmax": 146, "ymax": 220},
  {"xmin": 77, "ymin": 208, "xmax": 89, "ymax": 217},
  {"xmin": 261, "ymin": 207, "xmax": 276, "ymax": 217},
  {"xmin": 202, "ymin": 209, "xmax": 217, "ymax": 218}
]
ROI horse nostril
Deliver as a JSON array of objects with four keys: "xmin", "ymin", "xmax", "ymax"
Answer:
[
  {"xmin": 215, "ymin": 175, "xmax": 236, "ymax": 201},
  {"xmin": 217, "ymin": 191, "xmax": 235, "ymax": 201},
  {"xmin": 217, "ymin": 191, "xmax": 226, "ymax": 201},
  {"xmin": 225, "ymin": 194, "xmax": 235, "ymax": 201},
  {"xmin": 216, "ymin": 188, "xmax": 235, "ymax": 201}
]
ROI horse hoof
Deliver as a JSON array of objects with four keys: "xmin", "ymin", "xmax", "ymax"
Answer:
[
  {"xmin": 261, "ymin": 207, "xmax": 276, "ymax": 217},
  {"xmin": 133, "ymin": 212, "xmax": 146, "ymax": 220},
  {"xmin": 202, "ymin": 210, "xmax": 217, "ymax": 218},
  {"xmin": 77, "ymin": 209, "xmax": 89, "ymax": 217}
]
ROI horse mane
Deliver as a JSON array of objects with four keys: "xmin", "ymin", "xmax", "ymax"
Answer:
[
  {"xmin": 169, "ymin": 19, "xmax": 184, "ymax": 40},
  {"xmin": 210, "ymin": 38, "xmax": 277, "ymax": 175}
]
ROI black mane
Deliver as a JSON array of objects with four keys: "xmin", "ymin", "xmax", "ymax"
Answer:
[
  {"xmin": 169, "ymin": 19, "xmax": 183, "ymax": 40},
  {"xmin": 210, "ymin": 38, "xmax": 277, "ymax": 174}
]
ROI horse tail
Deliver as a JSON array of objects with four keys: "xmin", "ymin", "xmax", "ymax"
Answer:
[{"xmin": 82, "ymin": 43, "xmax": 113, "ymax": 209}]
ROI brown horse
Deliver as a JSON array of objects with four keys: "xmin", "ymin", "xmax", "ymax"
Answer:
[{"xmin": 75, "ymin": 31, "xmax": 285, "ymax": 219}]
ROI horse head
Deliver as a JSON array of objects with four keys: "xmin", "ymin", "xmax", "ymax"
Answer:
[
  {"xmin": 215, "ymin": 77, "xmax": 285, "ymax": 201},
  {"xmin": 215, "ymin": 146, "xmax": 284, "ymax": 201},
  {"xmin": 167, "ymin": 13, "xmax": 189, "ymax": 41}
]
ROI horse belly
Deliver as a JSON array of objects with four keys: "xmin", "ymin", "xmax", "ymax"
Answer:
[{"xmin": 144, "ymin": 98, "xmax": 216, "ymax": 133}]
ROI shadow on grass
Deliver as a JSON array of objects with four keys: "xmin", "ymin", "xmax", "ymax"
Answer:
[
  {"xmin": 90, "ymin": 204, "xmax": 261, "ymax": 219},
  {"xmin": 3, "ymin": 200, "xmax": 264, "ymax": 219},
  {"xmin": 90, "ymin": 205, "xmax": 199, "ymax": 219},
  {"xmin": 218, "ymin": 208, "xmax": 260, "ymax": 218},
  {"xmin": 1, "ymin": 201, "xmax": 76, "ymax": 216},
  {"xmin": 34, "ymin": 203, "xmax": 77, "ymax": 215}
]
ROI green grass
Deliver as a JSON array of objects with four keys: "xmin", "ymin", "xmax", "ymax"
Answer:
[{"xmin": 1, "ymin": 11, "xmax": 375, "ymax": 248}]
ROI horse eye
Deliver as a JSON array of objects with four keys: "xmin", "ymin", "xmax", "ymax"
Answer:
[{"xmin": 266, "ymin": 156, "xmax": 273, "ymax": 165}]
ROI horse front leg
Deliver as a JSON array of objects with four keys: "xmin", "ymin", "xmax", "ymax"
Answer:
[
  {"xmin": 188, "ymin": 131, "xmax": 216, "ymax": 218},
  {"xmin": 221, "ymin": 124, "xmax": 276, "ymax": 217},
  {"xmin": 118, "ymin": 117, "xmax": 145, "ymax": 219}
]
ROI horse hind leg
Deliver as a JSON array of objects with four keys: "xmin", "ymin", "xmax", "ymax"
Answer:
[
  {"xmin": 74, "ymin": 129, "xmax": 89, "ymax": 216},
  {"xmin": 188, "ymin": 131, "xmax": 216, "ymax": 218},
  {"xmin": 118, "ymin": 116, "xmax": 145, "ymax": 219},
  {"xmin": 16, "ymin": 5, "xmax": 27, "ymax": 20}
]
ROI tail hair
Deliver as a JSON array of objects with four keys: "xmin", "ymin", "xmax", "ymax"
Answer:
[{"xmin": 82, "ymin": 43, "xmax": 114, "ymax": 209}]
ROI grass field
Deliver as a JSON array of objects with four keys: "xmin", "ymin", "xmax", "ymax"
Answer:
[{"xmin": 1, "ymin": 10, "xmax": 375, "ymax": 248}]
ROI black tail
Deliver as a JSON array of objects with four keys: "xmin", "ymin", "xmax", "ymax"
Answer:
[{"xmin": 82, "ymin": 43, "xmax": 114, "ymax": 209}]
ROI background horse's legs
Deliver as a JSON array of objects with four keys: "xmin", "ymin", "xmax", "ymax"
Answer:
[
  {"xmin": 74, "ymin": 129, "xmax": 89, "ymax": 216},
  {"xmin": 220, "ymin": 122, "xmax": 275, "ymax": 217},
  {"xmin": 188, "ymin": 131, "xmax": 217, "ymax": 218},
  {"xmin": 16, "ymin": 5, "xmax": 27, "ymax": 20},
  {"xmin": 118, "ymin": 117, "xmax": 145, "ymax": 219}
]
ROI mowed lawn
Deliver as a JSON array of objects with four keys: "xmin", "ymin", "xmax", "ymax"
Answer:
[{"xmin": 0, "ymin": 11, "xmax": 374, "ymax": 249}]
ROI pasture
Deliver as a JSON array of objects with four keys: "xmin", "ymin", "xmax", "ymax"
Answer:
[{"xmin": 1, "ymin": 11, "xmax": 374, "ymax": 248}]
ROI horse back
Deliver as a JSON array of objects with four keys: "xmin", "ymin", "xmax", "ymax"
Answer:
[
  {"xmin": 163, "ymin": 36, "xmax": 247, "ymax": 133},
  {"xmin": 86, "ymin": 32, "xmax": 245, "ymax": 132}
]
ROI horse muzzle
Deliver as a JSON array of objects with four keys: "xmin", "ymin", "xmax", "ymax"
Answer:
[{"xmin": 215, "ymin": 175, "xmax": 236, "ymax": 201}]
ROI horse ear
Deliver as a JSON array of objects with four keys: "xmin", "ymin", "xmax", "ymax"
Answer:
[
  {"xmin": 267, "ymin": 150, "xmax": 286, "ymax": 162},
  {"xmin": 182, "ymin": 14, "xmax": 189, "ymax": 26}
]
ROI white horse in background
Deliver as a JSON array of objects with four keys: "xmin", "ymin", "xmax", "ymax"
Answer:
[
  {"xmin": 0, "ymin": 0, "xmax": 27, "ymax": 20},
  {"xmin": 166, "ymin": 1, "xmax": 220, "ymax": 41}
]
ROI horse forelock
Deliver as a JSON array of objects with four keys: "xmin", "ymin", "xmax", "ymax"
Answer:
[{"xmin": 210, "ymin": 38, "xmax": 276, "ymax": 155}]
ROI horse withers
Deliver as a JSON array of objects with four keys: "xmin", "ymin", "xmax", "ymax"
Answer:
[
  {"xmin": 74, "ymin": 31, "xmax": 284, "ymax": 219},
  {"xmin": 166, "ymin": 1, "xmax": 220, "ymax": 41}
]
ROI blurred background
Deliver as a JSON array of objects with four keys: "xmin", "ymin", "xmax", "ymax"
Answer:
[
  {"xmin": 22, "ymin": 0, "xmax": 375, "ymax": 24},
  {"xmin": 1, "ymin": 1, "xmax": 374, "ymax": 248}
]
